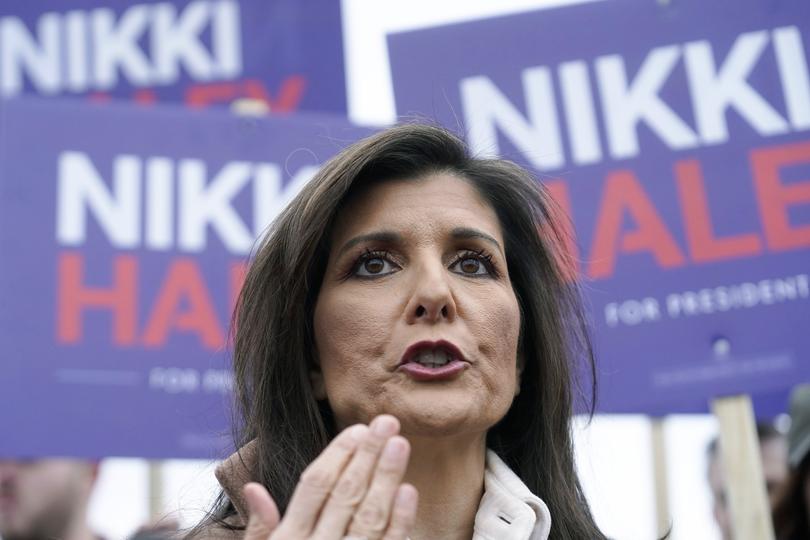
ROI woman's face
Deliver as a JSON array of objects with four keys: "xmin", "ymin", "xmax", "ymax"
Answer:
[{"xmin": 313, "ymin": 173, "xmax": 522, "ymax": 437}]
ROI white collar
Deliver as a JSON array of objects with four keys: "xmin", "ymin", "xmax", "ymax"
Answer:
[
  {"xmin": 217, "ymin": 441, "xmax": 552, "ymax": 539},
  {"xmin": 473, "ymin": 450, "xmax": 552, "ymax": 540}
]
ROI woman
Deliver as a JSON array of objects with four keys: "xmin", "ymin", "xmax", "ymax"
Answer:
[
  {"xmin": 773, "ymin": 384, "xmax": 810, "ymax": 540},
  {"xmin": 191, "ymin": 124, "xmax": 605, "ymax": 539}
]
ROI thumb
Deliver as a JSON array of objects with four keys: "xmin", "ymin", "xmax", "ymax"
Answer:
[{"xmin": 243, "ymin": 482, "xmax": 280, "ymax": 539}]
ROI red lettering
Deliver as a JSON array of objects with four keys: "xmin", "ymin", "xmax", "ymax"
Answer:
[
  {"xmin": 57, "ymin": 253, "xmax": 137, "ymax": 345},
  {"xmin": 588, "ymin": 171, "xmax": 686, "ymax": 279},
  {"xmin": 229, "ymin": 261, "xmax": 248, "ymax": 313},
  {"xmin": 243, "ymin": 78, "xmax": 306, "ymax": 113},
  {"xmin": 545, "ymin": 180, "xmax": 580, "ymax": 280},
  {"xmin": 675, "ymin": 159, "xmax": 762, "ymax": 262},
  {"xmin": 142, "ymin": 259, "xmax": 225, "ymax": 350},
  {"xmin": 751, "ymin": 141, "xmax": 810, "ymax": 251},
  {"xmin": 185, "ymin": 77, "xmax": 306, "ymax": 112},
  {"xmin": 133, "ymin": 89, "xmax": 157, "ymax": 105},
  {"xmin": 185, "ymin": 82, "xmax": 240, "ymax": 108},
  {"xmin": 226, "ymin": 261, "xmax": 248, "ymax": 343}
]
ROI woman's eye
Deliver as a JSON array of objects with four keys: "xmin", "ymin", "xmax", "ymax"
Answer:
[
  {"xmin": 451, "ymin": 256, "xmax": 489, "ymax": 276},
  {"xmin": 355, "ymin": 256, "xmax": 398, "ymax": 277}
]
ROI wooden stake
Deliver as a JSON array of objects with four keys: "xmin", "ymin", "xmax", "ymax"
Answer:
[
  {"xmin": 651, "ymin": 419, "xmax": 671, "ymax": 537},
  {"xmin": 711, "ymin": 395, "xmax": 775, "ymax": 540},
  {"xmin": 148, "ymin": 461, "xmax": 165, "ymax": 522}
]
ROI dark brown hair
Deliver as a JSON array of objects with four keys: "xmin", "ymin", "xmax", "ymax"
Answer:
[
  {"xmin": 201, "ymin": 123, "xmax": 605, "ymax": 539},
  {"xmin": 773, "ymin": 455, "xmax": 810, "ymax": 540}
]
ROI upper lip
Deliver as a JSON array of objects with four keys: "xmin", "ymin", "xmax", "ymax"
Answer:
[{"xmin": 399, "ymin": 340, "xmax": 468, "ymax": 366}]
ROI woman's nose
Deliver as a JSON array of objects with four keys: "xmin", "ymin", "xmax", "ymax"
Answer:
[{"xmin": 405, "ymin": 262, "xmax": 457, "ymax": 324}]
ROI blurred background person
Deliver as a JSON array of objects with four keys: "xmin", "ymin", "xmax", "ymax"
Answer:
[
  {"xmin": 0, "ymin": 459, "xmax": 102, "ymax": 540},
  {"xmin": 773, "ymin": 384, "xmax": 810, "ymax": 540},
  {"xmin": 706, "ymin": 421, "xmax": 788, "ymax": 540}
]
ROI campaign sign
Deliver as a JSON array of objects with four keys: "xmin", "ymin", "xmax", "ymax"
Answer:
[
  {"xmin": 388, "ymin": 0, "xmax": 810, "ymax": 414},
  {"xmin": 0, "ymin": 0, "xmax": 345, "ymax": 112},
  {"xmin": 0, "ymin": 99, "xmax": 371, "ymax": 458}
]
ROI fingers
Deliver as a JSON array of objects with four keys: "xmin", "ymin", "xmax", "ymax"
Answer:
[
  {"xmin": 382, "ymin": 484, "xmax": 419, "ymax": 540},
  {"xmin": 243, "ymin": 482, "xmax": 280, "ymax": 539},
  {"xmin": 345, "ymin": 436, "xmax": 410, "ymax": 539},
  {"xmin": 267, "ymin": 416, "xmax": 414, "ymax": 540},
  {"xmin": 309, "ymin": 415, "xmax": 400, "ymax": 538},
  {"xmin": 272, "ymin": 423, "xmax": 368, "ymax": 537}
]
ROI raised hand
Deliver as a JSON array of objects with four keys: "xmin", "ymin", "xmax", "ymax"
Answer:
[{"xmin": 243, "ymin": 415, "xmax": 418, "ymax": 540}]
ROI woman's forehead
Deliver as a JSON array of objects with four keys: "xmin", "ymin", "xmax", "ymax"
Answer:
[{"xmin": 330, "ymin": 173, "xmax": 504, "ymax": 246}]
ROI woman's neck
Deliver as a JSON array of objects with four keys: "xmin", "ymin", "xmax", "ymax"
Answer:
[{"xmin": 402, "ymin": 432, "xmax": 487, "ymax": 540}]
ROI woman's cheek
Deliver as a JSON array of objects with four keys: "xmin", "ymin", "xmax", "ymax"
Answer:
[
  {"xmin": 479, "ymin": 288, "xmax": 522, "ymax": 399},
  {"xmin": 321, "ymin": 291, "xmax": 391, "ymax": 354},
  {"xmin": 475, "ymin": 290, "xmax": 520, "ymax": 358},
  {"xmin": 315, "ymin": 291, "xmax": 393, "ymax": 392}
]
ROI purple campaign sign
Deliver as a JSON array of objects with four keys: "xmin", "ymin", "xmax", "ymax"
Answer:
[
  {"xmin": 388, "ymin": 0, "xmax": 810, "ymax": 415},
  {"xmin": 0, "ymin": 98, "xmax": 372, "ymax": 459},
  {"xmin": 0, "ymin": 0, "xmax": 345, "ymax": 113}
]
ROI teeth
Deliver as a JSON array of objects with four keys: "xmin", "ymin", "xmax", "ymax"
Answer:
[{"xmin": 413, "ymin": 350, "xmax": 450, "ymax": 367}]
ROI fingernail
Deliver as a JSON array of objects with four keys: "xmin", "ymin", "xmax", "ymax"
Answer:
[
  {"xmin": 347, "ymin": 424, "xmax": 368, "ymax": 442},
  {"xmin": 371, "ymin": 415, "xmax": 398, "ymax": 437},
  {"xmin": 382, "ymin": 437, "xmax": 407, "ymax": 460},
  {"xmin": 396, "ymin": 484, "xmax": 418, "ymax": 509}
]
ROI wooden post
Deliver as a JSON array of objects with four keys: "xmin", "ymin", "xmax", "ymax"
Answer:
[
  {"xmin": 148, "ymin": 461, "xmax": 165, "ymax": 522},
  {"xmin": 711, "ymin": 395, "xmax": 775, "ymax": 540},
  {"xmin": 651, "ymin": 418, "xmax": 671, "ymax": 537}
]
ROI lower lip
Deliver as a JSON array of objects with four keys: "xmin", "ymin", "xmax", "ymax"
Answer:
[{"xmin": 398, "ymin": 359, "xmax": 467, "ymax": 381}]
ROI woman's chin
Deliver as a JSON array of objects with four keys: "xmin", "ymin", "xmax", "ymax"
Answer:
[
  {"xmin": 329, "ymin": 386, "xmax": 513, "ymax": 437},
  {"xmin": 392, "ymin": 401, "xmax": 505, "ymax": 439}
]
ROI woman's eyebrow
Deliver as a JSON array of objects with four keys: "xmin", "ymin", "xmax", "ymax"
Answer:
[
  {"xmin": 451, "ymin": 227, "xmax": 502, "ymax": 253},
  {"xmin": 338, "ymin": 230, "xmax": 402, "ymax": 256}
]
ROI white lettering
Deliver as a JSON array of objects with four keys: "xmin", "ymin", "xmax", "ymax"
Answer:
[
  {"xmin": 604, "ymin": 298, "xmax": 660, "ymax": 327},
  {"xmin": 461, "ymin": 69, "xmax": 563, "ymax": 170},
  {"xmin": 145, "ymin": 157, "xmax": 174, "ymax": 250},
  {"xmin": 151, "ymin": 2, "xmax": 215, "ymax": 84},
  {"xmin": 666, "ymin": 275, "xmax": 810, "ymax": 318},
  {"xmin": 685, "ymin": 31, "xmax": 788, "ymax": 144},
  {"xmin": 64, "ymin": 11, "xmax": 89, "ymax": 92},
  {"xmin": 0, "ymin": 2, "xmax": 245, "ymax": 95},
  {"xmin": 57, "ymin": 151, "xmax": 141, "ymax": 248},
  {"xmin": 596, "ymin": 46, "xmax": 698, "ymax": 159},
  {"xmin": 56, "ymin": 152, "xmax": 318, "ymax": 253},
  {"xmin": 773, "ymin": 26, "xmax": 810, "ymax": 131},
  {"xmin": 0, "ymin": 13, "xmax": 60, "ymax": 96},
  {"xmin": 92, "ymin": 6, "xmax": 152, "ymax": 89},
  {"xmin": 252, "ymin": 163, "xmax": 318, "ymax": 236},
  {"xmin": 559, "ymin": 60, "xmax": 602, "ymax": 165},
  {"xmin": 149, "ymin": 367, "xmax": 200, "ymax": 393},
  {"xmin": 212, "ymin": 0, "xmax": 242, "ymax": 78},
  {"xmin": 178, "ymin": 160, "xmax": 254, "ymax": 253}
]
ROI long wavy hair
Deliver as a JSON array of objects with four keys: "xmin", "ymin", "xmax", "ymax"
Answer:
[{"xmin": 197, "ymin": 123, "xmax": 605, "ymax": 539}]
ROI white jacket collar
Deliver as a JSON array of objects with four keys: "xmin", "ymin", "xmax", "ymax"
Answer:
[
  {"xmin": 217, "ymin": 442, "xmax": 552, "ymax": 539},
  {"xmin": 473, "ymin": 450, "xmax": 552, "ymax": 540}
]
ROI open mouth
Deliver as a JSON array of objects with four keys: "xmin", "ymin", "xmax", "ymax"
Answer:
[
  {"xmin": 400, "ymin": 340, "xmax": 467, "ymax": 367},
  {"xmin": 409, "ymin": 348, "xmax": 454, "ymax": 368}
]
